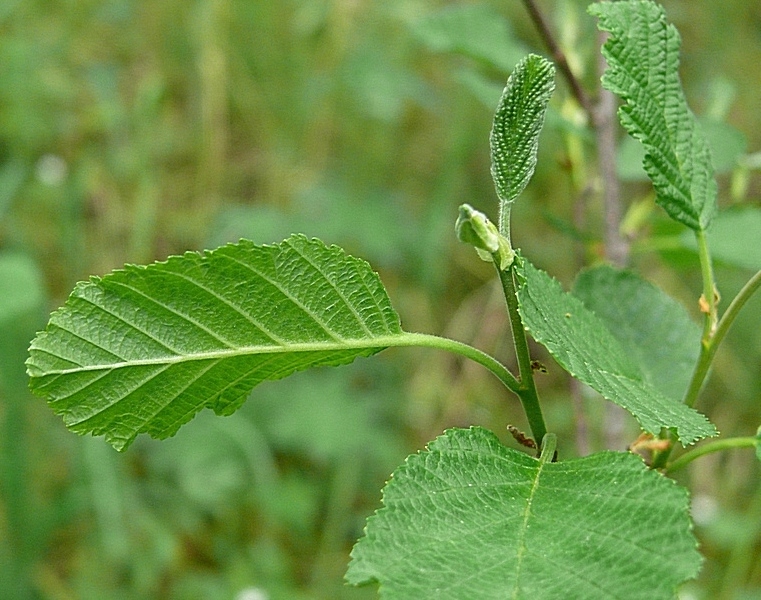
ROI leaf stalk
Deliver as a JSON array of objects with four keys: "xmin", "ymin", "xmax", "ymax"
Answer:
[{"xmin": 401, "ymin": 333, "xmax": 522, "ymax": 396}]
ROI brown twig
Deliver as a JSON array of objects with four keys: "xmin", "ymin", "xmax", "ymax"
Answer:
[
  {"xmin": 594, "ymin": 30, "xmax": 629, "ymax": 267},
  {"xmin": 520, "ymin": 0, "xmax": 595, "ymax": 119}
]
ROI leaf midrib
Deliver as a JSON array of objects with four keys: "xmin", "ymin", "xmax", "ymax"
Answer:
[
  {"xmin": 511, "ymin": 458, "xmax": 546, "ymax": 599},
  {"xmin": 32, "ymin": 334, "xmax": 415, "ymax": 376}
]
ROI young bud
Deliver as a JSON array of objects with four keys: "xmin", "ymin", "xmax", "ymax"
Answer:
[{"xmin": 456, "ymin": 204, "xmax": 515, "ymax": 269}]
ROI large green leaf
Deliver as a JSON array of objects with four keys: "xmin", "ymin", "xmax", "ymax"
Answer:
[
  {"xmin": 27, "ymin": 235, "xmax": 407, "ymax": 451},
  {"xmin": 490, "ymin": 54, "xmax": 555, "ymax": 237},
  {"xmin": 573, "ymin": 265, "xmax": 700, "ymax": 402},
  {"xmin": 590, "ymin": 1, "xmax": 717, "ymax": 231},
  {"xmin": 348, "ymin": 427, "xmax": 702, "ymax": 599},
  {"xmin": 515, "ymin": 257, "xmax": 716, "ymax": 445}
]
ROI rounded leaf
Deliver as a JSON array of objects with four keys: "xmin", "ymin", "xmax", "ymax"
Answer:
[{"xmin": 348, "ymin": 427, "xmax": 702, "ymax": 599}]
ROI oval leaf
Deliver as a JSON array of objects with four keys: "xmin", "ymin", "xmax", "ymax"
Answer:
[
  {"xmin": 490, "ymin": 53, "xmax": 555, "ymax": 236},
  {"xmin": 348, "ymin": 427, "xmax": 702, "ymax": 599},
  {"xmin": 27, "ymin": 235, "xmax": 405, "ymax": 450}
]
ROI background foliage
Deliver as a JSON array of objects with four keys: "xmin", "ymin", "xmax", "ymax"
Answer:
[{"xmin": 1, "ymin": 0, "xmax": 760, "ymax": 598}]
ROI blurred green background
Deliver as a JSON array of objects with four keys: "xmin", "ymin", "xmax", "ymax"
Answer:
[{"xmin": 1, "ymin": 1, "xmax": 760, "ymax": 598}]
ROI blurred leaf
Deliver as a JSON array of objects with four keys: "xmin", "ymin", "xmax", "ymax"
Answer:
[
  {"xmin": 343, "ymin": 43, "xmax": 428, "ymax": 123},
  {"xmin": 27, "ymin": 235, "xmax": 409, "ymax": 450},
  {"xmin": 348, "ymin": 427, "xmax": 701, "ymax": 599},
  {"xmin": 515, "ymin": 256, "xmax": 716, "ymax": 445},
  {"xmin": 208, "ymin": 180, "xmax": 416, "ymax": 271},
  {"xmin": 756, "ymin": 426, "xmax": 761, "ymax": 462},
  {"xmin": 454, "ymin": 68, "xmax": 504, "ymax": 109},
  {"xmin": 591, "ymin": 0, "xmax": 716, "ymax": 231},
  {"xmin": 490, "ymin": 54, "xmax": 555, "ymax": 235},
  {"xmin": 573, "ymin": 265, "xmax": 700, "ymax": 402},
  {"xmin": 0, "ymin": 252, "xmax": 45, "ymax": 333},
  {"xmin": 251, "ymin": 367, "xmax": 404, "ymax": 465},
  {"xmin": 618, "ymin": 117, "xmax": 747, "ymax": 181},
  {"xmin": 411, "ymin": 4, "xmax": 526, "ymax": 71},
  {"xmin": 148, "ymin": 417, "xmax": 251, "ymax": 513},
  {"xmin": 679, "ymin": 206, "xmax": 761, "ymax": 271},
  {"xmin": 0, "ymin": 159, "xmax": 28, "ymax": 221},
  {"xmin": 700, "ymin": 118, "xmax": 747, "ymax": 173}
]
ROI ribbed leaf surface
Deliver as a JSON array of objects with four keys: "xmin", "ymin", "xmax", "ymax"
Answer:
[
  {"xmin": 348, "ymin": 427, "xmax": 702, "ymax": 599},
  {"xmin": 515, "ymin": 257, "xmax": 716, "ymax": 446},
  {"xmin": 27, "ymin": 235, "xmax": 405, "ymax": 450},
  {"xmin": 590, "ymin": 0, "xmax": 716, "ymax": 231},
  {"xmin": 490, "ymin": 54, "xmax": 555, "ymax": 235}
]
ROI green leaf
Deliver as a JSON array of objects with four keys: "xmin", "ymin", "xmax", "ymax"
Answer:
[
  {"xmin": 347, "ymin": 426, "xmax": 702, "ymax": 599},
  {"xmin": 410, "ymin": 4, "xmax": 527, "ymax": 72},
  {"xmin": 617, "ymin": 117, "xmax": 747, "ymax": 181},
  {"xmin": 27, "ymin": 235, "xmax": 407, "ymax": 451},
  {"xmin": 490, "ymin": 54, "xmax": 555, "ymax": 237},
  {"xmin": 590, "ymin": 0, "xmax": 717, "ymax": 231},
  {"xmin": 756, "ymin": 426, "xmax": 761, "ymax": 463},
  {"xmin": 515, "ymin": 257, "xmax": 716, "ymax": 445},
  {"xmin": 573, "ymin": 265, "xmax": 700, "ymax": 402}
]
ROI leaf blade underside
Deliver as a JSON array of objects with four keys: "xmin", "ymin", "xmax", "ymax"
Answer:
[
  {"xmin": 27, "ymin": 235, "xmax": 406, "ymax": 450},
  {"xmin": 590, "ymin": 0, "xmax": 716, "ymax": 231},
  {"xmin": 573, "ymin": 265, "xmax": 701, "ymax": 403}
]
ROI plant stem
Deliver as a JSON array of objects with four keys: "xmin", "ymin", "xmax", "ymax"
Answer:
[
  {"xmin": 665, "ymin": 436, "xmax": 759, "ymax": 473},
  {"xmin": 496, "ymin": 264, "xmax": 548, "ymax": 450},
  {"xmin": 653, "ymin": 269, "xmax": 759, "ymax": 467},
  {"xmin": 697, "ymin": 229, "xmax": 719, "ymax": 341},
  {"xmin": 593, "ymin": 30, "xmax": 631, "ymax": 450},
  {"xmin": 684, "ymin": 267, "xmax": 761, "ymax": 409},
  {"xmin": 681, "ymin": 237, "xmax": 761, "ymax": 410},
  {"xmin": 594, "ymin": 31, "xmax": 628, "ymax": 268}
]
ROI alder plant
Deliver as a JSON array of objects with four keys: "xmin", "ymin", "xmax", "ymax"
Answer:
[{"xmin": 26, "ymin": 1, "xmax": 761, "ymax": 598}]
